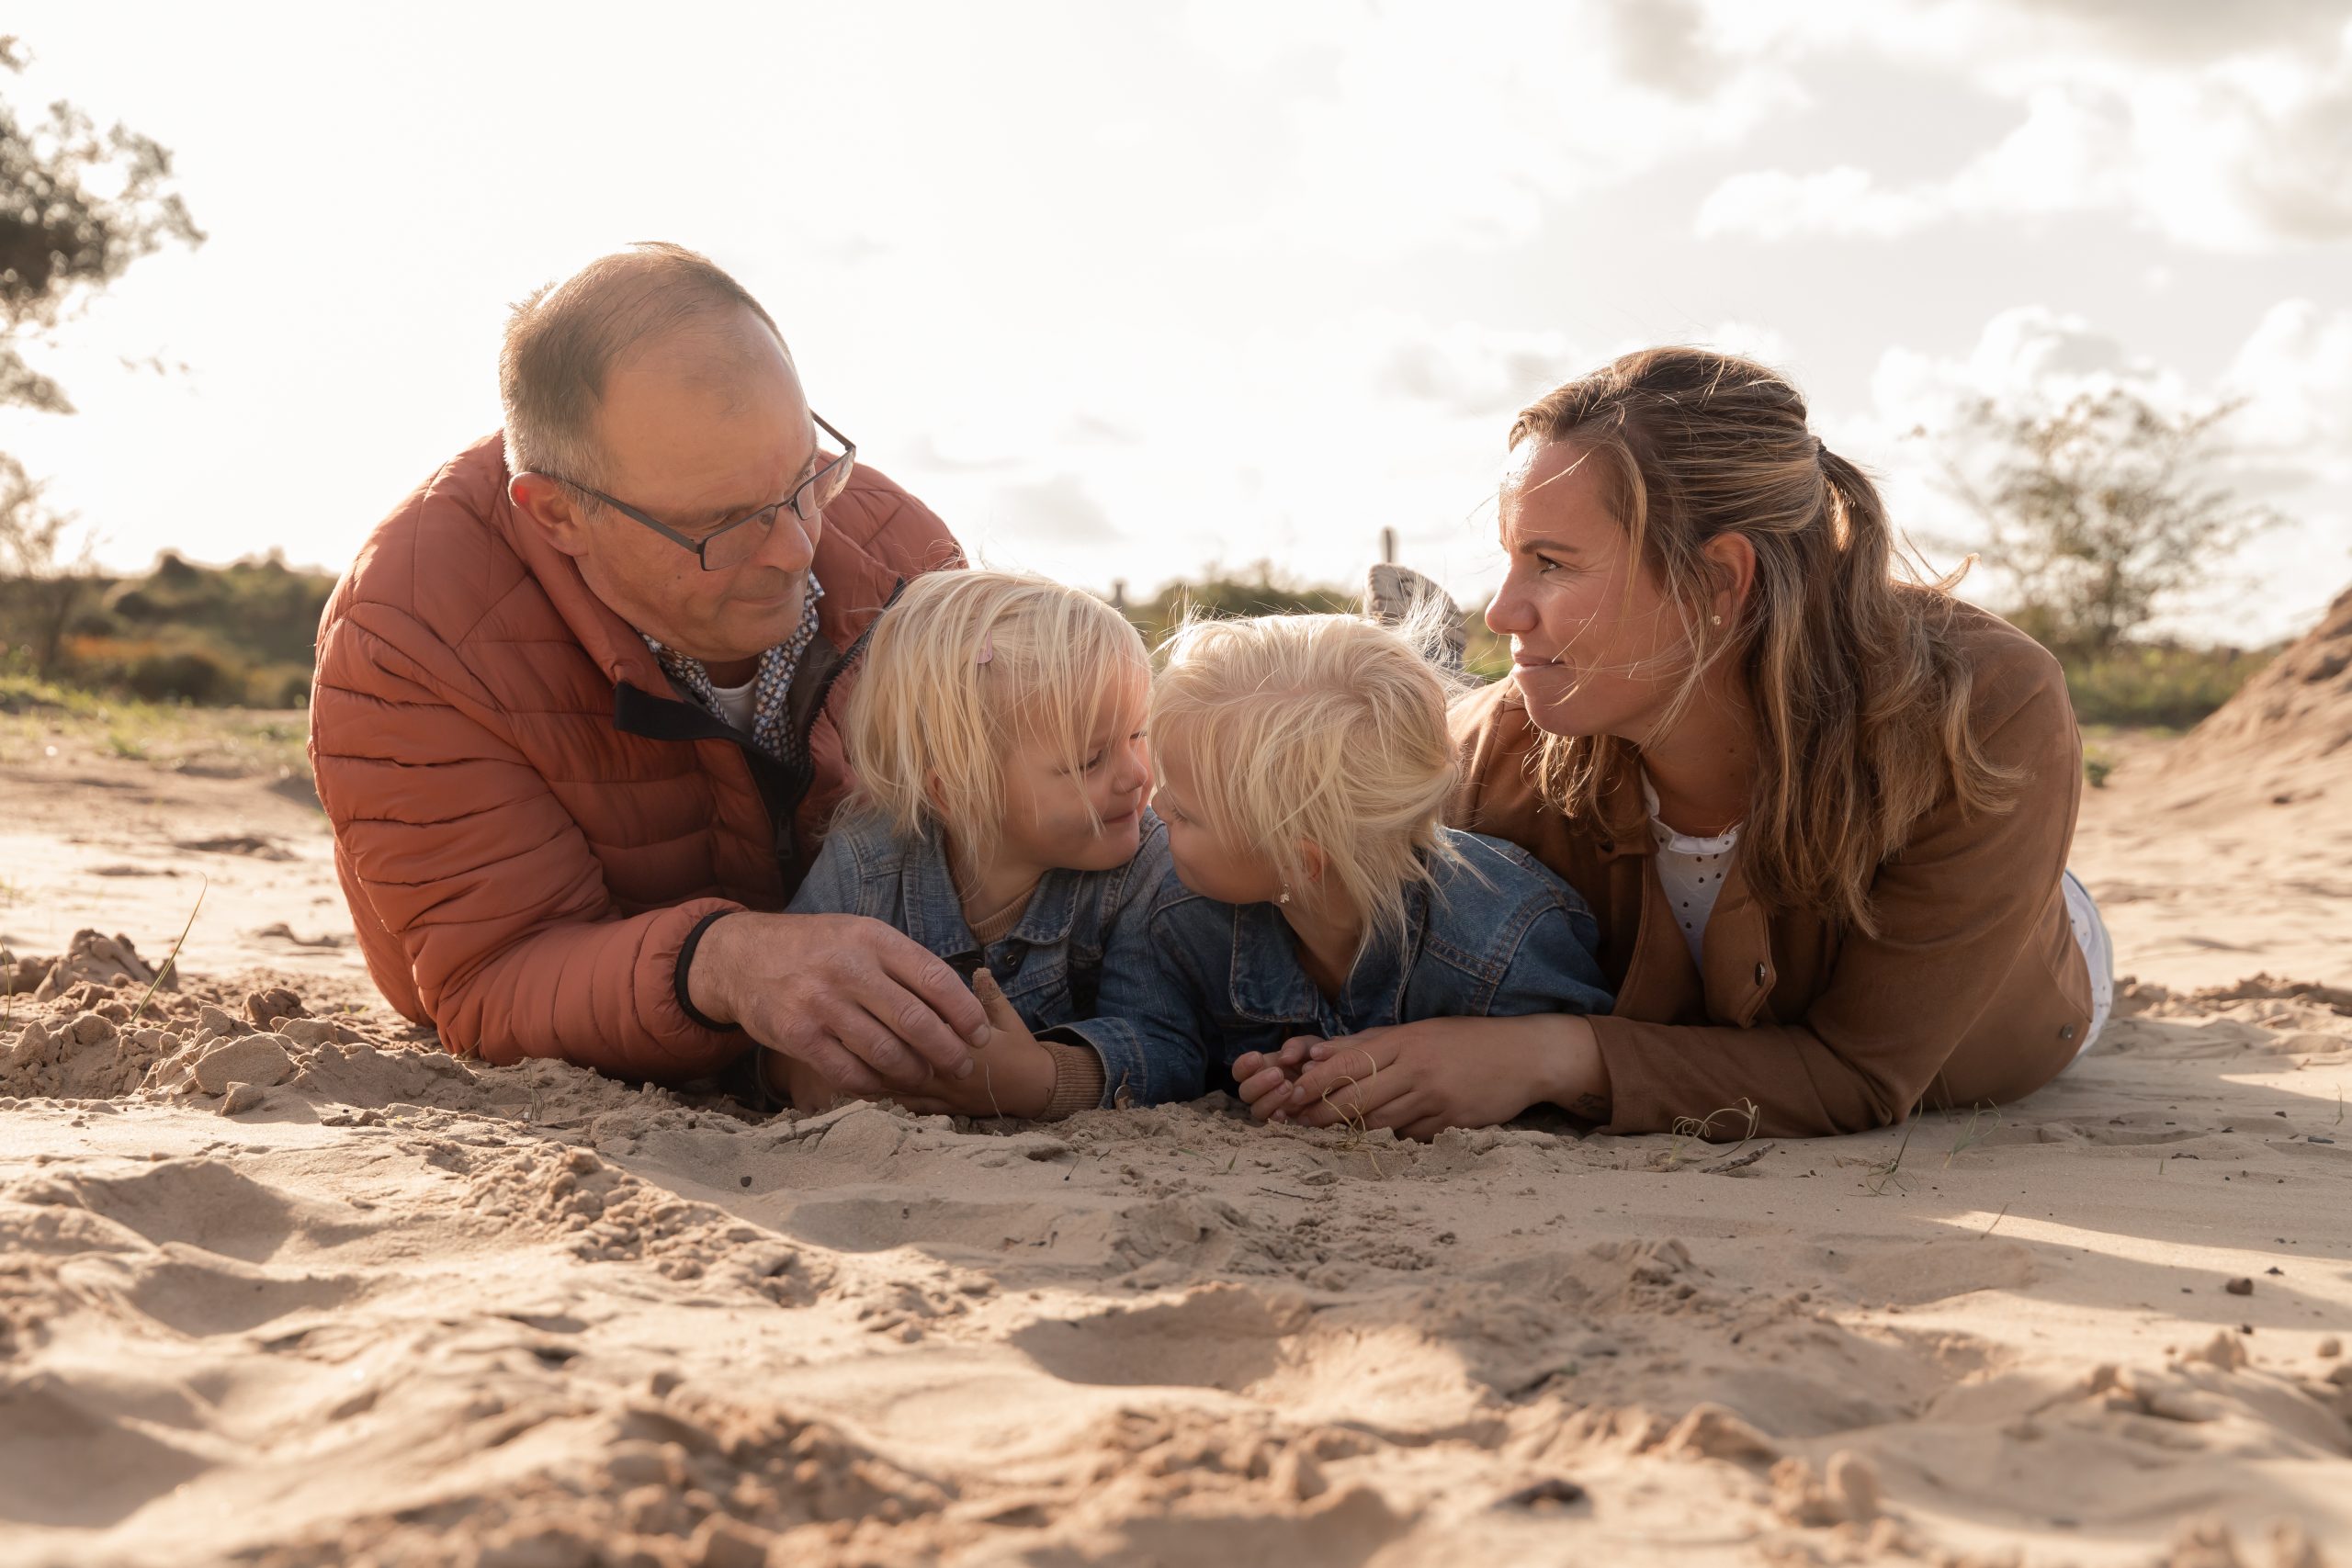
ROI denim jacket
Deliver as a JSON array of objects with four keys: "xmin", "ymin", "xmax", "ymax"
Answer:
[
  {"xmin": 786, "ymin": 807, "xmax": 1172, "ymax": 1034},
  {"xmin": 1056, "ymin": 827, "xmax": 1614, "ymax": 1108}
]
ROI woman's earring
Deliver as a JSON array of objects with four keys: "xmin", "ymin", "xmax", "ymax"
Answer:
[
  {"xmin": 1711, "ymin": 614, "xmax": 1723, "ymax": 626},
  {"xmin": 1277, "ymin": 881, "xmax": 1293, "ymax": 907}
]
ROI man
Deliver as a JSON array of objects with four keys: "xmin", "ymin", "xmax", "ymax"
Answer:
[{"xmin": 311, "ymin": 243, "xmax": 989, "ymax": 1094}]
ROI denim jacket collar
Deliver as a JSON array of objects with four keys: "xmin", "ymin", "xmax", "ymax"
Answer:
[
  {"xmin": 902, "ymin": 823, "xmax": 1087, "ymax": 959},
  {"xmin": 1223, "ymin": 884, "xmax": 1422, "ymax": 1034}
]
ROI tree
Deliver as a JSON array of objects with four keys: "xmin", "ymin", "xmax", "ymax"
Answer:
[
  {"xmin": 1940, "ymin": 388, "xmax": 2277, "ymax": 660},
  {"xmin": 0, "ymin": 34, "xmax": 200, "ymax": 674},
  {"xmin": 1, "ymin": 35, "xmax": 204, "ymax": 414},
  {"xmin": 0, "ymin": 451, "xmax": 92, "ymax": 673}
]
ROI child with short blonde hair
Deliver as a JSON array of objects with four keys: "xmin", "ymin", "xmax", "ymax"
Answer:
[
  {"xmin": 986, "ymin": 611, "xmax": 1613, "ymax": 1133},
  {"xmin": 785, "ymin": 569, "xmax": 1167, "ymax": 1118}
]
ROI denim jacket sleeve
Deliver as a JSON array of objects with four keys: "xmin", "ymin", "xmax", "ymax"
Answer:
[
  {"xmin": 1487, "ymin": 897, "xmax": 1616, "ymax": 1018},
  {"xmin": 1051, "ymin": 829, "xmax": 1215, "ymax": 1107}
]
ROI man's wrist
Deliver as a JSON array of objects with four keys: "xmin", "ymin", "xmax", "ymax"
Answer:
[{"xmin": 679, "ymin": 909, "xmax": 748, "ymax": 1031}]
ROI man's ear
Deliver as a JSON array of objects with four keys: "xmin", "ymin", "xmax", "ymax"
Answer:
[
  {"xmin": 510, "ymin": 473, "xmax": 594, "ymax": 560},
  {"xmin": 1700, "ymin": 532, "xmax": 1758, "ymax": 627}
]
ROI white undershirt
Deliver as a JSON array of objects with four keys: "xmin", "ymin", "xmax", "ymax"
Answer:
[
  {"xmin": 1643, "ymin": 773, "xmax": 1740, "ymax": 969},
  {"xmin": 707, "ymin": 677, "xmax": 757, "ymax": 733}
]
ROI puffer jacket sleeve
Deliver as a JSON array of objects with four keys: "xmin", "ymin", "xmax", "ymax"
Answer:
[{"xmin": 311, "ymin": 598, "xmax": 747, "ymax": 1082}]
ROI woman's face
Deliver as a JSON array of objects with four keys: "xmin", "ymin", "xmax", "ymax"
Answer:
[{"xmin": 1486, "ymin": 440, "xmax": 1696, "ymax": 743}]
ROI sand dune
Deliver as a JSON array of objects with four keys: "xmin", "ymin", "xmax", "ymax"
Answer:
[
  {"xmin": 4, "ymin": 670, "xmax": 2351, "ymax": 1566},
  {"xmin": 3, "ymin": 941, "xmax": 2346, "ymax": 1567}
]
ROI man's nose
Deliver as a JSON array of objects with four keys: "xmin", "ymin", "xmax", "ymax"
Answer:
[{"xmin": 750, "ymin": 508, "xmax": 820, "ymax": 575}]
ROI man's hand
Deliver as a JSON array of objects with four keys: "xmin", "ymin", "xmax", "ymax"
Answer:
[
  {"xmin": 687, "ymin": 911, "xmax": 990, "ymax": 1095},
  {"xmin": 918, "ymin": 969, "xmax": 1057, "ymax": 1119},
  {"xmin": 1254, "ymin": 1014, "xmax": 1606, "ymax": 1140},
  {"xmin": 765, "ymin": 968, "xmax": 1056, "ymax": 1119}
]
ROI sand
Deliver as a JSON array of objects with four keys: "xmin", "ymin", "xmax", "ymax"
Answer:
[{"xmin": 4, "ymin": 621, "xmax": 2350, "ymax": 1565}]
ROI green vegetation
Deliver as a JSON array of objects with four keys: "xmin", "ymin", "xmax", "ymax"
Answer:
[
  {"xmin": 1114, "ymin": 560, "xmax": 1356, "ymax": 650},
  {"xmin": 0, "ymin": 670, "xmax": 311, "ymax": 780},
  {"xmin": 0, "ymin": 549, "xmax": 334, "ymax": 706},
  {"xmin": 1116, "ymin": 565, "xmax": 2271, "ymax": 732},
  {"xmin": 2057, "ymin": 639, "xmax": 2276, "ymax": 730}
]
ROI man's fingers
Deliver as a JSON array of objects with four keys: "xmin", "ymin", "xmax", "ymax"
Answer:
[
  {"xmin": 800, "ymin": 1040, "xmax": 887, "ymax": 1100},
  {"xmin": 1232, "ymin": 1051, "xmax": 1272, "ymax": 1080},
  {"xmin": 878, "ymin": 936, "xmax": 991, "ymax": 1050},
  {"xmin": 831, "ymin": 1002, "xmax": 939, "ymax": 1089},
  {"xmin": 1275, "ymin": 1035, "xmax": 1320, "ymax": 1067},
  {"xmin": 849, "ymin": 970, "xmax": 977, "ymax": 1082}
]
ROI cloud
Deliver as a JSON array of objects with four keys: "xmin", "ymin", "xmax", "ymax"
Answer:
[
  {"xmin": 1180, "ymin": 0, "xmax": 1808, "ymax": 255},
  {"xmin": 1694, "ymin": 7, "xmax": 2352, "ymax": 251},
  {"xmin": 988, "ymin": 474, "xmax": 1124, "ymax": 546},
  {"xmin": 1374, "ymin": 324, "xmax": 1585, "ymax": 420},
  {"xmin": 2222, "ymin": 299, "xmax": 2352, "ymax": 481}
]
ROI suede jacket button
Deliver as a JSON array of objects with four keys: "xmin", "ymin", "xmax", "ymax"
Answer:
[{"xmin": 2060, "ymin": 1023, "xmax": 2076, "ymax": 1041}]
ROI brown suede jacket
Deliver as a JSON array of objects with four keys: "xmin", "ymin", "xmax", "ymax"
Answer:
[{"xmin": 1449, "ymin": 601, "xmax": 2094, "ymax": 1139}]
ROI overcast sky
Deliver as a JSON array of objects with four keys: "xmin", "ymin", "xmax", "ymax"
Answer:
[{"xmin": 5, "ymin": 0, "xmax": 2348, "ymax": 641}]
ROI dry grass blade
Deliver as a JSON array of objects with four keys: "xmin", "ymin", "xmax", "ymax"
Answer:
[
  {"xmin": 1944, "ymin": 1104, "xmax": 2003, "ymax": 1168},
  {"xmin": 1702, "ymin": 1142, "xmax": 1773, "ymax": 1176},
  {"xmin": 1866, "ymin": 1115, "xmax": 1919, "ymax": 1197},
  {"xmin": 127, "ymin": 874, "xmax": 208, "ymax": 1028},
  {"xmin": 1664, "ymin": 1098, "xmax": 1762, "ymax": 1169}
]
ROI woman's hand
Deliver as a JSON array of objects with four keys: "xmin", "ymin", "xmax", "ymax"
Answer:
[{"xmin": 1259, "ymin": 1014, "xmax": 1610, "ymax": 1140}]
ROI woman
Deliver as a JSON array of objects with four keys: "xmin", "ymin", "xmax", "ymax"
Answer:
[{"xmin": 1252, "ymin": 346, "xmax": 2112, "ymax": 1139}]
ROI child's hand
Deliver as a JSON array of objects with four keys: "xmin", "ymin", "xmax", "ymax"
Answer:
[
  {"xmin": 1233, "ymin": 1036, "xmax": 1319, "ymax": 1122},
  {"xmin": 922, "ymin": 968, "xmax": 1056, "ymax": 1119}
]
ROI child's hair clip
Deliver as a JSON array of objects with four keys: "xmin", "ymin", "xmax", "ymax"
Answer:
[{"xmin": 976, "ymin": 634, "xmax": 995, "ymax": 666}]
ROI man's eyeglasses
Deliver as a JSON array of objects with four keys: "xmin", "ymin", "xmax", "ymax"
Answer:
[{"xmin": 539, "ymin": 412, "xmax": 856, "ymax": 571}]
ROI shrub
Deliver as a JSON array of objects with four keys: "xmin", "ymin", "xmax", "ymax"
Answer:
[{"xmin": 2062, "ymin": 642, "xmax": 2275, "ymax": 730}]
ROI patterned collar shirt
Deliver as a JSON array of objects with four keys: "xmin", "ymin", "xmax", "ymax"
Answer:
[{"xmin": 641, "ymin": 573, "xmax": 825, "ymax": 767}]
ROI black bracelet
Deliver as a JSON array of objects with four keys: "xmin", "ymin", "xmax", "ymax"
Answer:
[{"xmin": 674, "ymin": 909, "xmax": 747, "ymax": 1034}]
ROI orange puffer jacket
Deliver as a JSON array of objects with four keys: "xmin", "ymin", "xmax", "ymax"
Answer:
[{"xmin": 310, "ymin": 434, "xmax": 959, "ymax": 1081}]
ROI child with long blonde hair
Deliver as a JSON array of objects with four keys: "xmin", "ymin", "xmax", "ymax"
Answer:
[
  {"xmin": 783, "ymin": 569, "xmax": 1167, "ymax": 1118},
  {"xmin": 982, "ymin": 611, "xmax": 1615, "ymax": 1133}
]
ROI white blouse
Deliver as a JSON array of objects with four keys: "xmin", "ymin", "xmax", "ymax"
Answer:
[{"xmin": 1643, "ymin": 773, "xmax": 1741, "ymax": 970}]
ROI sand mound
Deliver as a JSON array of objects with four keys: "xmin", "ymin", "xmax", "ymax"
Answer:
[{"xmin": 2163, "ymin": 582, "xmax": 2352, "ymax": 807}]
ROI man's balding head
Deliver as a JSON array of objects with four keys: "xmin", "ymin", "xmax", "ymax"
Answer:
[{"xmin": 500, "ymin": 242, "xmax": 787, "ymax": 487}]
